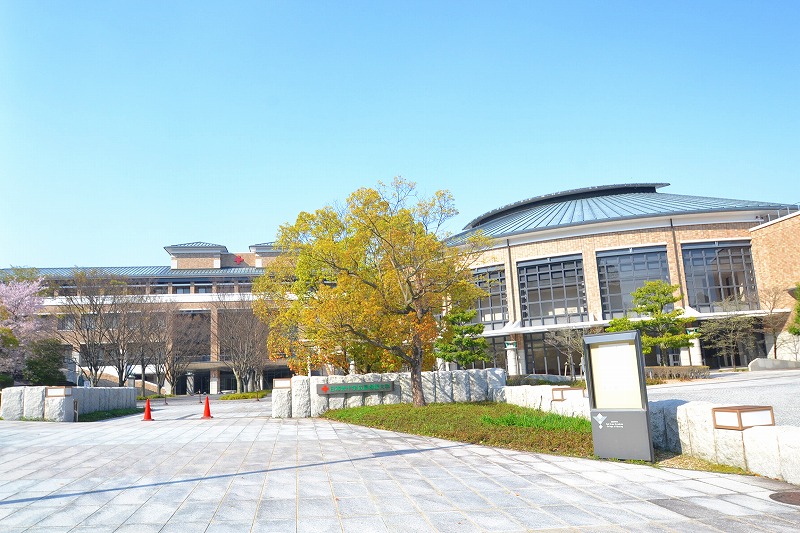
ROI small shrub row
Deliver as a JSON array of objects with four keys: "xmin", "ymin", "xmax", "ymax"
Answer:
[
  {"xmin": 645, "ymin": 366, "xmax": 710, "ymax": 381},
  {"xmin": 219, "ymin": 390, "xmax": 270, "ymax": 400},
  {"xmin": 506, "ymin": 375, "xmax": 586, "ymax": 388},
  {"xmin": 136, "ymin": 394, "xmax": 174, "ymax": 401}
]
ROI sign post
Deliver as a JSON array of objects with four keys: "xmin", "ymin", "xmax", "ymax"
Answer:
[{"xmin": 583, "ymin": 330, "xmax": 654, "ymax": 462}]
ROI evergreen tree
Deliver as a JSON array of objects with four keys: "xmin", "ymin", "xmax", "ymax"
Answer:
[
  {"xmin": 606, "ymin": 280, "xmax": 697, "ymax": 364},
  {"xmin": 434, "ymin": 309, "xmax": 490, "ymax": 368}
]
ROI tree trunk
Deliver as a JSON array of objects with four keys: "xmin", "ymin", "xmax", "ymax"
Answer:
[
  {"xmin": 140, "ymin": 352, "xmax": 147, "ymax": 397},
  {"xmin": 409, "ymin": 344, "xmax": 427, "ymax": 407},
  {"xmin": 235, "ymin": 373, "xmax": 242, "ymax": 393}
]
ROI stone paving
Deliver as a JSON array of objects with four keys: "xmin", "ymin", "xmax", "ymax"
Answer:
[
  {"xmin": 647, "ymin": 369, "xmax": 800, "ymax": 427},
  {"xmin": 0, "ymin": 396, "xmax": 799, "ymax": 532}
]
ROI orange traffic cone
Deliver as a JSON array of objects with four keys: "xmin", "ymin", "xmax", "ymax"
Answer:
[
  {"xmin": 201, "ymin": 396, "xmax": 213, "ymax": 419},
  {"xmin": 143, "ymin": 398, "xmax": 154, "ymax": 421}
]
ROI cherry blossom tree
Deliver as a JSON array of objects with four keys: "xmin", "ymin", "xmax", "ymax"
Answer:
[{"xmin": 0, "ymin": 278, "xmax": 45, "ymax": 374}]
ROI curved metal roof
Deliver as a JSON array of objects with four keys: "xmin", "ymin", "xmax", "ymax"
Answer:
[
  {"xmin": 450, "ymin": 183, "xmax": 793, "ymax": 244},
  {"xmin": 25, "ymin": 266, "xmax": 264, "ymax": 279}
]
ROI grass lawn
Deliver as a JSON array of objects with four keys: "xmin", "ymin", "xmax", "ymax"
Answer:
[
  {"xmin": 323, "ymin": 402, "xmax": 751, "ymax": 476},
  {"xmin": 324, "ymin": 402, "xmax": 594, "ymax": 457}
]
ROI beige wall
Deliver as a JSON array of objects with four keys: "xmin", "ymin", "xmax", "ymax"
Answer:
[
  {"xmin": 474, "ymin": 222, "xmax": 755, "ymax": 323},
  {"xmin": 751, "ymin": 212, "xmax": 800, "ymax": 310}
]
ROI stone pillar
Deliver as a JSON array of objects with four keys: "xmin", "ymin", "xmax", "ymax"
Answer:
[
  {"xmin": 210, "ymin": 370, "xmax": 220, "ymax": 395},
  {"xmin": 505, "ymin": 341, "xmax": 519, "ymax": 376}
]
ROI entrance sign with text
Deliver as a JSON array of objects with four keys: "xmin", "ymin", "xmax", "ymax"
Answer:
[
  {"xmin": 316, "ymin": 382, "xmax": 394, "ymax": 395},
  {"xmin": 583, "ymin": 331, "xmax": 654, "ymax": 462}
]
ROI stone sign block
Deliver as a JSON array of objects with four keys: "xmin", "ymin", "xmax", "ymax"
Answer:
[
  {"xmin": 327, "ymin": 376, "xmax": 346, "ymax": 410},
  {"xmin": 435, "ymin": 371, "xmax": 453, "ymax": 403},
  {"xmin": 381, "ymin": 373, "xmax": 400, "ymax": 405},
  {"xmin": 272, "ymin": 389, "xmax": 292, "ymax": 418},
  {"xmin": 23, "ymin": 386, "xmax": 46, "ymax": 420},
  {"xmin": 451, "ymin": 370, "xmax": 469, "ymax": 403},
  {"xmin": 310, "ymin": 376, "xmax": 329, "ymax": 417},
  {"xmin": 743, "ymin": 426, "xmax": 782, "ymax": 479},
  {"xmin": 0, "ymin": 387, "xmax": 24, "ymax": 420},
  {"xmin": 291, "ymin": 376, "xmax": 311, "ymax": 418},
  {"xmin": 467, "ymin": 369, "xmax": 488, "ymax": 402}
]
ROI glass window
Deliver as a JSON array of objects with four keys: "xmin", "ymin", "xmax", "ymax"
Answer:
[
  {"xmin": 57, "ymin": 315, "xmax": 75, "ymax": 331},
  {"xmin": 682, "ymin": 241, "xmax": 759, "ymax": 313},
  {"xmin": 523, "ymin": 333, "xmax": 563, "ymax": 375},
  {"xmin": 174, "ymin": 285, "xmax": 191, "ymax": 294},
  {"xmin": 472, "ymin": 266, "xmax": 508, "ymax": 331},
  {"xmin": 597, "ymin": 246, "xmax": 671, "ymax": 319},
  {"xmin": 518, "ymin": 255, "xmax": 588, "ymax": 326}
]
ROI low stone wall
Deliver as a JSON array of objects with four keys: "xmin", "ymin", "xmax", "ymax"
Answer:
[
  {"xmin": 273, "ymin": 368, "xmax": 507, "ymax": 419},
  {"xmin": 748, "ymin": 358, "xmax": 800, "ymax": 371},
  {"xmin": 0, "ymin": 386, "xmax": 137, "ymax": 422},
  {"xmin": 502, "ymin": 384, "xmax": 800, "ymax": 485}
]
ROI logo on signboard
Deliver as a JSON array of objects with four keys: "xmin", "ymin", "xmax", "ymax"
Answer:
[{"xmin": 593, "ymin": 413, "xmax": 607, "ymax": 429}]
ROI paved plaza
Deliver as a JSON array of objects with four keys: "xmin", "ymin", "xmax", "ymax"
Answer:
[
  {"xmin": 0, "ymin": 397, "xmax": 799, "ymax": 532},
  {"xmin": 647, "ymin": 368, "xmax": 800, "ymax": 427}
]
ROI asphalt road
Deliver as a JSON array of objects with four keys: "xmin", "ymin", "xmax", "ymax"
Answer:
[{"xmin": 646, "ymin": 368, "xmax": 800, "ymax": 427}]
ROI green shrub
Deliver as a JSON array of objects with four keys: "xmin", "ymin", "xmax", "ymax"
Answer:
[
  {"xmin": 0, "ymin": 373, "xmax": 14, "ymax": 389},
  {"xmin": 219, "ymin": 390, "xmax": 270, "ymax": 400},
  {"xmin": 645, "ymin": 366, "xmax": 709, "ymax": 381}
]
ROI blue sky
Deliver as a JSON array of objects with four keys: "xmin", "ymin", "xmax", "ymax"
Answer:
[{"xmin": 1, "ymin": 1, "xmax": 798, "ymax": 268}]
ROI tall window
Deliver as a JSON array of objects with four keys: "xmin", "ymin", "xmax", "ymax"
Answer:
[
  {"xmin": 682, "ymin": 241, "xmax": 758, "ymax": 313},
  {"xmin": 597, "ymin": 246, "xmax": 671, "ymax": 319},
  {"xmin": 472, "ymin": 265, "xmax": 508, "ymax": 331},
  {"xmin": 518, "ymin": 255, "xmax": 588, "ymax": 326},
  {"xmin": 522, "ymin": 333, "xmax": 562, "ymax": 375}
]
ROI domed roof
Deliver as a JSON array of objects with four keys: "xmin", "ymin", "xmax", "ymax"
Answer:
[{"xmin": 450, "ymin": 183, "xmax": 792, "ymax": 244}]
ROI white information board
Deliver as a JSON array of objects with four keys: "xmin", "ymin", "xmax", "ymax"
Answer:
[{"xmin": 587, "ymin": 341, "xmax": 644, "ymax": 409}]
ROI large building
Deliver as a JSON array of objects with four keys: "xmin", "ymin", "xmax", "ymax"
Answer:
[
  {"xmin": 449, "ymin": 183, "xmax": 799, "ymax": 373},
  {"xmin": 9, "ymin": 183, "xmax": 800, "ymax": 390}
]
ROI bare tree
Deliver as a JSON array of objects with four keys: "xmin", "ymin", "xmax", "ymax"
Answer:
[
  {"xmin": 700, "ymin": 298, "xmax": 758, "ymax": 369},
  {"xmin": 162, "ymin": 311, "xmax": 209, "ymax": 395},
  {"xmin": 758, "ymin": 285, "xmax": 792, "ymax": 359},
  {"xmin": 55, "ymin": 271, "xmax": 125, "ymax": 386},
  {"xmin": 544, "ymin": 326, "xmax": 603, "ymax": 377},
  {"xmin": 213, "ymin": 295, "xmax": 269, "ymax": 393}
]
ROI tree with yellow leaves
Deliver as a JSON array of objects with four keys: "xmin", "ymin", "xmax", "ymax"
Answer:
[{"xmin": 254, "ymin": 178, "xmax": 488, "ymax": 406}]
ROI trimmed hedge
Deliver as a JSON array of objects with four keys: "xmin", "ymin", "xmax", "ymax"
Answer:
[{"xmin": 645, "ymin": 366, "xmax": 710, "ymax": 380}]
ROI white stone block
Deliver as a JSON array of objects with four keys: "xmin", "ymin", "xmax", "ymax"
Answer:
[
  {"xmin": 344, "ymin": 374, "xmax": 364, "ymax": 409},
  {"xmin": 381, "ymin": 373, "xmax": 400, "ymax": 405},
  {"xmin": 291, "ymin": 376, "xmax": 311, "ymax": 418},
  {"xmin": 714, "ymin": 428, "xmax": 746, "ymax": 470},
  {"xmin": 364, "ymin": 373, "xmax": 382, "ymax": 407},
  {"xmin": 743, "ymin": 426, "xmax": 782, "ymax": 479},
  {"xmin": 435, "ymin": 371, "xmax": 453, "ymax": 403},
  {"xmin": 486, "ymin": 367, "xmax": 507, "ymax": 392},
  {"xmin": 684, "ymin": 402, "xmax": 717, "ymax": 462},
  {"xmin": 421, "ymin": 372, "xmax": 436, "ymax": 404},
  {"xmin": 272, "ymin": 389, "xmax": 292, "ymax": 418},
  {"xmin": 0, "ymin": 387, "xmax": 24, "ymax": 420},
  {"xmin": 467, "ymin": 369, "xmax": 488, "ymax": 402},
  {"xmin": 310, "ymin": 376, "xmax": 329, "ymax": 417},
  {"xmin": 503, "ymin": 386, "xmax": 519, "ymax": 407},
  {"xmin": 96, "ymin": 388, "xmax": 107, "ymax": 412},
  {"xmin": 676, "ymin": 403, "xmax": 693, "ymax": 456},
  {"xmin": 777, "ymin": 426, "xmax": 800, "ymax": 485},
  {"xmin": 398, "ymin": 372, "xmax": 412, "ymax": 404},
  {"xmin": 451, "ymin": 370, "xmax": 469, "ymax": 403},
  {"xmin": 23, "ymin": 386, "xmax": 46, "ymax": 419},
  {"xmin": 44, "ymin": 397, "xmax": 72, "ymax": 422},
  {"xmin": 528, "ymin": 386, "xmax": 551, "ymax": 411},
  {"xmin": 647, "ymin": 401, "xmax": 667, "ymax": 450},
  {"xmin": 327, "ymin": 375, "xmax": 346, "ymax": 410}
]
